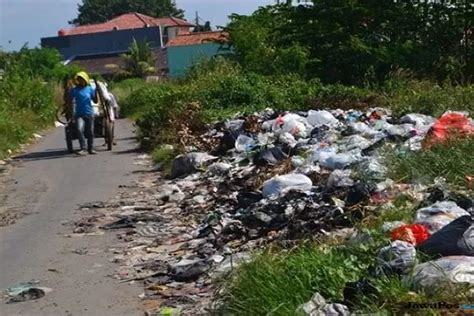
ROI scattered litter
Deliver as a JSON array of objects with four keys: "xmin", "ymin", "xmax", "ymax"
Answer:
[
  {"xmin": 262, "ymin": 174, "xmax": 313, "ymax": 197},
  {"xmin": 414, "ymin": 201, "xmax": 469, "ymax": 233},
  {"xmin": 68, "ymin": 108, "xmax": 473, "ymax": 314},
  {"xmin": 4, "ymin": 281, "xmax": 52, "ymax": 304},
  {"xmin": 390, "ymin": 224, "xmax": 430, "ymax": 246},
  {"xmin": 376, "ymin": 240, "xmax": 417, "ymax": 275},
  {"xmin": 298, "ymin": 292, "xmax": 350, "ymax": 316},
  {"xmin": 418, "ymin": 215, "xmax": 474, "ymax": 257},
  {"xmin": 411, "ymin": 256, "xmax": 474, "ymax": 296}
]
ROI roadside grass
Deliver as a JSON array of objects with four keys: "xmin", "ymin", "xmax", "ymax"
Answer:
[
  {"xmin": 388, "ymin": 137, "xmax": 474, "ymax": 189},
  {"xmin": 151, "ymin": 145, "xmax": 177, "ymax": 173},
  {"xmin": 215, "ymin": 242, "xmax": 382, "ymax": 316},
  {"xmin": 360, "ymin": 205, "xmax": 415, "ymax": 230}
]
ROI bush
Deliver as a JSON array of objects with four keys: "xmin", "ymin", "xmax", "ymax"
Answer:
[{"xmin": 0, "ymin": 47, "xmax": 66, "ymax": 158}]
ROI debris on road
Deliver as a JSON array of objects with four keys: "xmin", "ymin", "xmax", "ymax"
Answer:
[
  {"xmin": 4, "ymin": 281, "xmax": 52, "ymax": 304},
  {"xmin": 71, "ymin": 108, "xmax": 474, "ymax": 314}
]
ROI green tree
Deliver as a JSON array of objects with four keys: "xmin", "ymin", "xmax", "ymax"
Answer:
[
  {"xmin": 226, "ymin": 0, "xmax": 472, "ymax": 84},
  {"xmin": 70, "ymin": 0, "xmax": 184, "ymax": 25},
  {"xmin": 121, "ymin": 39, "xmax": 156, "ymax": 78}
]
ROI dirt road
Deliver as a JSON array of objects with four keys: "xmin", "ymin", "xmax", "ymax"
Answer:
[{"xmin": 0, "ymin": 120, "xmax": 143, "ymax": 316}]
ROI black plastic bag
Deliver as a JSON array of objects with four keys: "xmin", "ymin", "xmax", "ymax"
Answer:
[{"xmin": 417, "ymin": 215, "xmax": 474, "ymax": 257}]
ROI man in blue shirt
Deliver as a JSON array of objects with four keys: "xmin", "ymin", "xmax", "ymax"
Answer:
[{"xmin": 70, "ymin": 72, "xmax": 98, "ymax": 155}]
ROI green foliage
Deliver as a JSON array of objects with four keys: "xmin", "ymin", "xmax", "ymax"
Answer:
[
  {"xmin": 226, "ymin": 1, "xmax": 473, "ymax": 84},
  {"xmin": 383, "ymin": 79, "xmax": 474, "ymax": 117},
  {"xmin": 0, "ymin": 47, "xmax": 80, "ymax": 82},
  {"xmin": 0, "ymin": 47, "xmax": 66, "ymax": 158},
  {"xmin": 109, "ymin": 78, "xmax": 148, "ymax": 106},
  {"xmin": 0, "ymin": 78, "xmax": 56, "ymax": 158},
  {"xmin": 71, "ymin": 0, "xmax": 185, "ymax": 25},
  {"xmin": 121, "ymin": 39, "xmax": 156, "ymax": 79},
  {"xmin": 216, "ymin": 241, "xmax": 385, "ymax": 315},
  {"xmin": 227, "ymin": 6, "xmax": 312, "ymax": 77},
  {"xmin": 388, "ymin": 137, "xmax": 474, "ymax": 188}
]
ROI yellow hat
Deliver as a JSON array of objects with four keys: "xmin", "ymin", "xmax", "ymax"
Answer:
[{"xmin": 75, "ymin": 71, "xmax": 90, "ymax": 84}]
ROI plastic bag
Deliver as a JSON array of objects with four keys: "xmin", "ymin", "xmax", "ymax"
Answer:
[
  {"xmin": 414, "ymin": 201, "xmax": 470, "ymax": 233},
  {"xmin": 340, "ymin": 135, "xmax": 374, "ymax": 151},
  {"xmin": 298, "ymin": 292, "xmax": 350, "ymax": 316},
  {"xmin": 262, "ymin": 174, "xmax": 313, "ymax": 197},
  {"xmin": 281, "ymin": 120, "xmax": 308, "ymax": 138},
  {"xmin": 400, "ymin": 113, "xmax": 435, "ymax": 127},
  {"xmin": 307, "ymin": 110, "xmax": 338, "ymax": 127},
  {"xmin": 411, "ymin": 256, "xmax": 474, "ymax": 296},
  {"xmin": 418, "ymin": 215, "xmax": 474, "ymax": 257},
  {"xmin": 390, "ymin": 224, "xmax": 431, "ymax": 245},
  {"xmin": 320, "ymin": 151, "xmax": 363, "ymax": 170},
  {"xmin": 254, "ymin": 147, "xmax": 288, "ymax": 166},
  {"xmin": 170, "ymin": 152, "xmax": 218, "ymax": 179},
  {"xmin": 424, "ymin": 112, "xmax": 474, "ymax": 147},
  {"xmin": 376, "ymin": 240, "xmax": 417, "ymax": 275},
  {"xmin": 235, "ymin": 135, "xmax": 256, "ymax": 152},
  {"xmin": 327, "ymin": 170, "xmax": 354, "ymax": 188},
  {"xmin": 225, "ymin": 119, "xmax": 245, "ymax": 131},
  {"xmin": 271, "ymin": 114, "xmax": 309, "ymax": 138}
]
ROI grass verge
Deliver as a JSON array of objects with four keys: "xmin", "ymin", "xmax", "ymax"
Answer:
[{"xmin": 388, "ymin": 137, "xmax": 474, "ymax": 189}]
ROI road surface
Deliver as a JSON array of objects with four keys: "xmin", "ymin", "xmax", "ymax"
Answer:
[{"xmin": 0, "ymin": 120, "xmax": 143, "ymax": 316}]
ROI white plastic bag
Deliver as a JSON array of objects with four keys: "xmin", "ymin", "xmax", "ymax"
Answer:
[
  {"xmin": 320, "ymin": 151, "xmax": 363, "ymax": 170},
  {"xmin": 235, "ymin": 135, "xmax": 256, "ymax": 152},
  {"xmin": 414, "ymin": 201, "xmax": 469, "ymax": 233},
  {"xmin": 271, "ymin": 114, "xmax": 309, "ymax": 138},
  {"xmin": 262, "ymin": 174, "xmax": 313, "ymax": 197},
  {"xmin": 376, "ymin": 240, "xmax": 417, "ymax": 275},
  {"xmin": 411, "ymin": 256, "xmax": 474, "ymax": 295},
  {"xmin": 340, "ymin": 135, "xmax": 373, "ymax": 151},
  {"xmin": 327, "ymin": 169, "xmax": 354, "ymax": 187},
  {"xmin": 307, "ymin": 110, "xmax": 338, "ymax": 127}
]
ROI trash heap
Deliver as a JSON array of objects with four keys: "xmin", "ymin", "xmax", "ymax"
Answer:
[{"xmin": 73, "ymin": 109, "xmax": 473, "ymax": 314}]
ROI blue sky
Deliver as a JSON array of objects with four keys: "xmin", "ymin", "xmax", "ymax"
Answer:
[{"xmin": 0, "ymin": 0, "xmax": 274, "ymax": 51}]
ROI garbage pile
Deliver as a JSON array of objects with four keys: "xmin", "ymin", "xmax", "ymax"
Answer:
[{"xmin": 73, "ymin": 108, "xmax": 473, "ymax": 314}]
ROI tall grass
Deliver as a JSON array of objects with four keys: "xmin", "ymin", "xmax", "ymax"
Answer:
[
  {"xmin": 388, "ymin": 137, "xmax": 474, "ymax": 188},
  {"xmin": 0, "ymin": 77, "xmax": 57, "ymax": 159}
]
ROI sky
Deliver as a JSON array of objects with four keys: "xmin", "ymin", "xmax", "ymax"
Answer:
[{"xmin": 0, "ymin": 0, "xmax": 275, "ymax": 51}]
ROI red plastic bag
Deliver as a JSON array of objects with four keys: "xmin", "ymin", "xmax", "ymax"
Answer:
[
  {"xmin": 275, "ymin": 115, "xmax": 285, "ymax": 126},
  {"xmin": 424, "ymin": 113, "xmax": 474, "ymax": 147},
  {"xmin": 390, "ymin": 224, "xmax": 431, "ymax": 245}
]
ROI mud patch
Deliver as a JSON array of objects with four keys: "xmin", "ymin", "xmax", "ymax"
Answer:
[{"xmin": 0, "ymin": 176, "xmax": 47, "ymax": 227}]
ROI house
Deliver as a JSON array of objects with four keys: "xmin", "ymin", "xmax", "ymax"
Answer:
[
  {"xmin": 166, "ymin": 31, "xmax": 230, "ymax": 79},
  {"xmin": 41, "ymin": 13, "xmax": 195, "ymax": 77},
  {"xmin": 41, "ymin": 13, "xmax": 230, "ymax": 78}
]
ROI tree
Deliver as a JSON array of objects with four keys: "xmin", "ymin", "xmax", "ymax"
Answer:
[
  {"xmin": 121, "ymin": 39, "xmax": 156, "ymax": 78},
  {"xmin": 70, "ymin": 0, "xmax": 184, "ymax": 25}
]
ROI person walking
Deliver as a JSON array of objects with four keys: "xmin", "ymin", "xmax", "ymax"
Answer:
[{"xmin": 70, "ymin": 72, "xmax": 98, "ymax": 155}]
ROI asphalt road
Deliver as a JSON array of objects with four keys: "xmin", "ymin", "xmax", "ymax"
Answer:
[{"xmin": 0, "ymin": 120, "xmax": 143, "ymax": 316}]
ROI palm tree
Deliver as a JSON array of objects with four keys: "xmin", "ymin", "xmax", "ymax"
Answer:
[{"xmin": 121, "ymin": 39, "xmax": 156, "ymax": 78}]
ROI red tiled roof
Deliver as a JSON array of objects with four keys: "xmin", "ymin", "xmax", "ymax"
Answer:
[
  {"xmin": 166, "ymin": 31, "xmax": 229, "ymax": 47},
  {"xmin": 61, "ymin": 13, "xmax": 194, "ymax": 36}
]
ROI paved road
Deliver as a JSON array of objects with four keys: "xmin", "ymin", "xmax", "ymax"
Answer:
[{"xmin": 0, "ymin": 120, "xmax": 143, "ymax": 316}]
